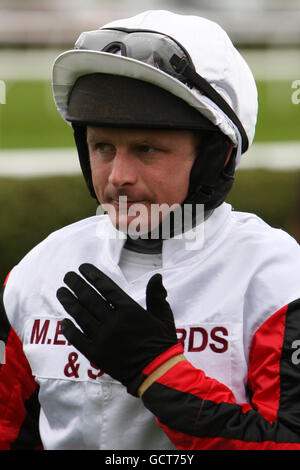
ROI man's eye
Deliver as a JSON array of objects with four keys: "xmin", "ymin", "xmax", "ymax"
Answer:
[
  {"xmin": 96, "ymin": 143, "xmax": 114, "ymax": 152},
  {"xmin": 139, "ymin": 145, "xmax": 156, "ymax": 154}
]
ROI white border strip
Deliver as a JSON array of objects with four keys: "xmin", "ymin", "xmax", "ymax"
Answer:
[
  {"xmin": 239, "ymin": 141, "xmax": 300, "ymax": 170},
  {"xmin": 0, "ymin": 142, "xmax": 299, "ymax": 177},
  {"xmin": 0, "ymin": 148, "xmax": 80, "ymax": 177},
  {"xmin": 1, "ymin": 48, "xmax": 300, "ymax": 81}
]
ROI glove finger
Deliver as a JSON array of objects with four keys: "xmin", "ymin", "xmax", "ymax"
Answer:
[
  {"xmin": 60, "ymin": 318, "xmax": 92, "ymax": 358},
  {"xmin": 146, "ymin": 274, "xmax": 174, "ymax": 324},
  {"xmin": 79, "ymin": 263, "xmax": 139, "ymax": 312},
  {"xmin": 63, "ymin": 271, "xmax": 112, "ymax": 319},
  {"xmin": 57, "ymin": 287, "xmax": 100, "ymax": 338}
]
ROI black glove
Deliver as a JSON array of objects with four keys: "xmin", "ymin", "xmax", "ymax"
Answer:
[{"xmin": 56, "ymin": 263, "xmax": 179, "ymax": 396}]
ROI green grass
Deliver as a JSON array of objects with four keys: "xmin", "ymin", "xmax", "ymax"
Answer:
[
  {"xmin": 255, "ymin": 81, "xmax": 300, "ymax": 142},
  {"xmin": 0, "ymin": 80, "xmax": 74, "ymax": 149},
  {"xmin": 0, "ymin": 79, "xmax": 299, "ymax": 149}
]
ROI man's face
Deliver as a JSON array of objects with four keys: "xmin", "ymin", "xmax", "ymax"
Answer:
[{"xmin": 87, "ymin": 126, "xmax": 198, "ymax": 235}]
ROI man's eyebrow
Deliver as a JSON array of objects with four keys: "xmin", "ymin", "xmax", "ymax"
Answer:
[
  {"xmin": 86, "ymin": 133, "xmax": 104, "ymax": 145},
  {"xmin": 134, "ymin": 139, "xmax": 154, "ymax": 146},
  {"xmin": 132, "ymin": 137, "xmax": 164, "ymax": 147}
]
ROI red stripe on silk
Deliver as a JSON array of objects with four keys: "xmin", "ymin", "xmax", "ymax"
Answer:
[
  {"xmin": 0, "ymin": 327, "xmax": 38, "ymax": 449},
  {"xmin": 155, "ymin": 360, "xmax": 253, "ymax": 411},
  {"xmin": 3, "ymin": 271, "xmax": 11, "ymax": 287},
  {"xmin": 142, "ymin": 343, "xmax": 184, "ymax": 376},
  {"xmin": 247, "ymin": 304, "xmax": 287, "ymax": 423}
]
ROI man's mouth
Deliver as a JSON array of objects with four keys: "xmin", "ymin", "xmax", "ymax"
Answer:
[{"xmin": 110, "ymin": 196, "xmax": 147, "ymax": 210}]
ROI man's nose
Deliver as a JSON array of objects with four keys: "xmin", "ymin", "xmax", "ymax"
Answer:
[{"xmin": 108, "ymin": 150, "xmax": 138, "ymax": 187}]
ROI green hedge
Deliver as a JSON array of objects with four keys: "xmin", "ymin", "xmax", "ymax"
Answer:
[
  {"xmin": 1, "ymin": 170, "xmax": 300, "ymax": 285},
  {"xmin": 0, "ymin": 176, "xmax": 96, "ymax": 284}
]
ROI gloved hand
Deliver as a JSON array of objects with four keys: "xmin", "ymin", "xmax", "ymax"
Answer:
[{"xmin": 56, "ymin": 263, "xmax": 181, "ymax": 396}]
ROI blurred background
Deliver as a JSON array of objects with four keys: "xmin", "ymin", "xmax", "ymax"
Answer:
[{"xmin": 0, "ymin": 0, "xmax": 300, "ymax": 283}]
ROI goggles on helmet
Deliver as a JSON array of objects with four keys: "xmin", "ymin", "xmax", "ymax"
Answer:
[{"xmin": 74, "ymin": 27, "xmax": 248, "ymax": 152}]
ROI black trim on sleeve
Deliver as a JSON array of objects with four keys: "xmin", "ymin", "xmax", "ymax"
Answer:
[
  {"xmin": 0, "ymin": 288, "xmax": 10, "ymax": 371},
  {"xmin": 278, "ymin": 299, "xmax": 300, "ymax": 427},
  {"xmin": 0, "ymin": 288, "xmax": 10, "ymax": 343},
  {"xmin": 10, "ymin": 387, "xmax": 42, "ymax": 450},
  {"xmin": 142, "ymin": 299, "xmax": 300, "ymax": 445},
  {"xmin": 143, "ymin": 381, "xmax": 300, "ymax": 444}
]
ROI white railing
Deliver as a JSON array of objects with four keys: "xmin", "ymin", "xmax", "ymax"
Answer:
[{"xmin": 0, "ymin": 142, "xmax": 299, "ymax": 177}]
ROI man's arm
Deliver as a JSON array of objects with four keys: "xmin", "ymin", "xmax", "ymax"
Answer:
[
  {"xmin": 140, "ymin": 299, "xmax": 300, "ymax": 449},
  {"xmin": 0, "ymin": 286, "xmax": 42, "ymax": 450},
  {"xmin": 57, "ymin": 264, "xmax": 300, "ymax": 450}
]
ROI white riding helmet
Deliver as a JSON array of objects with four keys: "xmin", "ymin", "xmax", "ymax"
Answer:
[{"xmin": 52, "ymin": 10, "xmax": 258, "ymax": 209}]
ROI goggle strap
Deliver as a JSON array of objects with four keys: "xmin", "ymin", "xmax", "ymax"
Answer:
[
  {"xmin": 101, "ymin": 41, "xmax": 127, "ymax": 55},
  {"xmin": 170, "ymin": 54, "xmax": 249, "ymax": 153}
]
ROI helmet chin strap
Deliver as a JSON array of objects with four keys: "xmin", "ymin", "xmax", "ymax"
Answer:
[
  {"xmin": 184, "ymin": 132, "xmax": 236, "ymax": 209},
  {"xmin": 124, "ymin": 135, "xmax": 236, "ymax": 252}
]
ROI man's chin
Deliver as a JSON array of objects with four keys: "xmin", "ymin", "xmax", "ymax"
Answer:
[
  {"xmin": 102, "ymin": 199, "xmax": 155, "ymax": 237},
  {"xmin": 102, "ymin": 198, "xmax": 178, "ymax": 239},
  {"xmin": 110, "ymin": 215, "xmax": 153, "ymax": 238}
]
